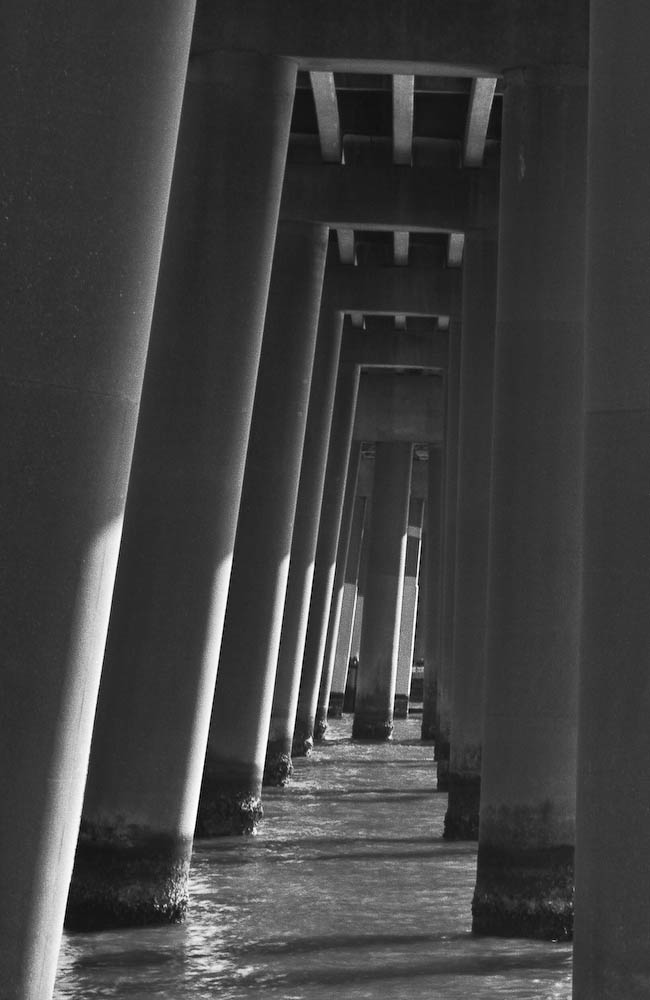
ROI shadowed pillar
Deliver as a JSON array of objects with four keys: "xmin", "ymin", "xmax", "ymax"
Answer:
[
  {"xmin": 315, "ymin": 442, "xmax": 363, "ymax": 736},
  {"xmin": 394, "ymin": 497, "xmax": 425, "ymax": 719},
  {"xmin": 353, "ymin": 442, "xmax": 414, "ymax": 740},
  {"xmin": 196, "ymin": 221, "xmax": 328, "ymax": 831},
  {"xmin": 0, "ymin": 2, "xmax": 195, "ymax": 992},
  {"xmin": 264, "ymin": 304, "xmax": 344, "ymax": 776},
  {"xmin": 573, "ymin": 4, "xmax": 650, "ymax": 996},
  {"xmin": 294, "ymin": 362, "xmax": 361, "ymax": 752},
  {"xmin": 434, "ymin": 326, "xmax": 460, "ymax": 787},
  {"xmin": 444, "ymin": 225, "xmax": 497, "ymax": 840},
  {"xmin": 472, "ymin": 69, "xmax": 587, "ymax": 941},
  {"xmin": 328, "ymin": 495, "xmax": 367, "ymax": 717},
  {"xmin": 421, "ymin": 447, "xmax": 444, "ymax": 747},
  {"xmin": 67, "ymin": 51, "xmax": 297, "ymax": 927}
]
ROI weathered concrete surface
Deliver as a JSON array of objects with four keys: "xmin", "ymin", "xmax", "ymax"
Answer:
[
  {"xmin": 0, "ymin": 1, "xmax": 195, "ymax": 992},
  {"xmin": 354, "ymin": 371, "xmax": 444, "ymax": 444}
]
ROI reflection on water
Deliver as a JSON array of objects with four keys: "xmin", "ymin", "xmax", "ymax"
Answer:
[{"xmin": 55, "ymin": 716, "xmax": 572, "ymax": 999}]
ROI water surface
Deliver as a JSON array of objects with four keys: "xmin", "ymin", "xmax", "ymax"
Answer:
[{"xmin": 55, "ymin": 716, "xmax": 572, "ymax": 999}]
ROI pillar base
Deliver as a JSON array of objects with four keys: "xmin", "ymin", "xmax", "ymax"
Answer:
[
  {"xmin": 263, "ymin": 749, "xmax": 294, "ymax": 787},
  {"xmin": 292, "ymin": 721, "xmax": 314, "ymax": 757},
  {"xmin": 195, "ymin": 789, "xmax": 263, "ymax": 836},
  {"xmin": 444, "ymin": 774, "xmax": 480, "ymax": 840},
  {"xmin": 328, "ymin": 692, "xmax": 344, "ymax": 717},
  {"xmin": 314, "ymin": 713, "xmax": 328, "ymax": 740},
  {"xmin": 65, "ymin": 825, "xmax": 190, "ymax": 930},
  {"xmin": 434, "ymin": 740, "xmax": 450, "ymax": 790},
  {"xmin": 352, "ymin": 715, "xmax": 393, "ymax": 741},
  {"xmin": 472, "ymin": 844, "xmax": 574, "ymax": 941},
  {"xmin": 393, "ymin": 694, "xmax": 409, "ymax": 719}
]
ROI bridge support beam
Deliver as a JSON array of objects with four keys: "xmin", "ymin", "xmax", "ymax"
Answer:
[
  {"xmin": 444, "ymin": 223, "xmax": 497, "ymax": 839},
  {"xmin": 67, "ymin": 50, "xmax": 296, "ymax": 924},
  {"xmin": 294, "ymin": 363, "xmax": 360, "ymax": 752},
  {"xmin": 353, "ymin": 442, "xmax": 413, "ymax": 740},
  {"xmin": 264, "ymin": 305, "xmax": 344, "ymax": 777},
  {"xmin": 472, "ymin": 69, "xmax": 587, "ymax": 941},
  {"xmin": 196, "ymin": 221, "xmax": 328, "ymax": 831},
  {"xmin": 574, "ymin": 4, "xmax": 650, "ymax": 996}
]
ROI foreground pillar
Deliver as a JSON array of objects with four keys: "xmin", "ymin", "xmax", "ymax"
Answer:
[
  {"xmin": 444, "ymin": 225, "xmax": 497, "ymax": 839},
  {"xmin": 328, "ymin": 496, "xmax": 367, "ymax": 716},
  {"xmin": 315, "ymin": 443, "xmax": 362, "ymax": 735},
  {"xmin": 394, "ymin": 498, "xmax": 425, "ymax": 719},
  {"xmin": 573, "ymin": 5, "xmax": 650, "ymax": 996},
  {"xmin": 196, "ymin": 221, "xmax": 328, "ymax": 829},
  {"xmin": 67, "ymin": 51, "xmax": 297, "ymax": 928},
  {"xmin": 472, "ymin": 69, "xmax": 587, "ymax": 941},
  {"xmin": 264, "ymin": 305, "xmax": 344, "ymax": 775},
  {"xmin": 353, "ymin": 442, "xmax": 413, "ymax": 740},
  {"xmin": 421, "ymin": 448, "xmax": 444, "ymax": 745},
  {"xmin": 294, "ymin": 362, "xmax": 361, "ymax": 751},
  {"xmin": 0, "ymin": 3, "xmax": 195, "ymax": 992}
]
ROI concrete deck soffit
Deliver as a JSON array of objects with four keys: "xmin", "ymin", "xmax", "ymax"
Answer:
[
  {"xmin": 341, "ymin": 325, "xmax": 448, "ymax": 371},
  {"xmin": 192, "ymin": 0, "xmax": 588, "ymax": 76},
  {"xmin": 325, "ymin": 264, "xmax": 461, "ymax": 317},
  {"xmin": 354, "ymin": 371, "xmax": 444, "ymax": 444}
]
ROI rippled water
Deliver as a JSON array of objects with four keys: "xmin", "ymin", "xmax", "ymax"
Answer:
[{"xmin": 55, "ymin": 716, "xmax": 572, "ymax": 999}]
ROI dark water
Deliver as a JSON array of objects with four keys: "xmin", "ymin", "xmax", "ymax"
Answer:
[{"xmin": 54, "ymin": 716, "xmax": 572, "ymax": 999}]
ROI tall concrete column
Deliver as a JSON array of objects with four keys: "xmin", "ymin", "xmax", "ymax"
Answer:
[
  {"xmin": 67, "ymin": 51, "xmax": 297, "ymax": 929},
  {"xmin": 394, "ymin": 498, "xmax": 425, "ymax": 719},
  {"xmin": 444, "ymin": 228, "xmax": 497, "ymax": 840},
  {"xmin": 0, "ymin": 3, "xmax": 195, "ymax": 994},
  {"xmin": 264, "ymin": 304, "xmax": 344, "ymax": 779},
  {"xmin": 573, "ymin": 5, "xmax": 650, "ymax": 996},
  {"xmin": 315, "ymin": 443, "xmax": 363, "ymax": 734},
  {"xmin": 195, "ymin": 221, "xmax": 328, "ymax": 831},
  {"xmin": 472, "ymin": 70, "xmax": 587, "ymax": 941},
  {"xmin": 353, "ymin": 442, "xmax": 414, "ymax": 740},
  {"xmin": 329, "ymin": 495, "xmax": 367, "ymax": 716},
  {"xmin": 432, "ymin": 327, "xmax": 461, "ymax": 786},
  {"xmin": 421, "ymin": 448, "xmax": 444, "ymax": 746},
  {"xmin": 294, "ymin": 362, "xmax": 361, "ymax": 752}
]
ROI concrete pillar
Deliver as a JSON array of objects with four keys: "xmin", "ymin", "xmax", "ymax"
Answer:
[
  {"xmin": 195, "ymin": 221, "xmax": 328, "ymax": 830},
  {"xmin": 444, "ymin": 227, "xmax": 497, "ymax": 840},
  {"xmin": 353, "ymin": 442, "xmax": 414, "ymax": 739},
  {"xmin": 294, "ymin": 362, "xmax": 361, "ymax": 752},
  {"xmin": 328, "ymin": 496, "xmax": 367, "ymax": 716},
  {"xmin": 345, "ymin": 496, "xmax": 372, "ymax": 711},
  {"xmin": 472, "ymin": 70, "xmax": 587, "ymax": 941},
  {"xmin": 264, "ymin": 304, "xmax": 344, "ymax": 778},
  {"xmin": 0, "ymin": 4, "xmax": 195, "ymax": 993},
  {"xmin": 394, "ymin": 498, "xmax": 425, "ymax": 718},
  {"xmin": 67, "ymin": 51, "xmax": 297, "ymax": 928},
  {"xmin": 315, "ymin": 443, "xmax": 363, "ymax": 733},
  {"xmin": 433, "ymin": 327, "xmax": 461, "ymax": 786},
  {"xmin": 573, "ymin": 6, "xmax": 650, "ymax": 996},
  {"xmin": 421, "ymin": 448, "xmax": 444, "ymax": 746}
]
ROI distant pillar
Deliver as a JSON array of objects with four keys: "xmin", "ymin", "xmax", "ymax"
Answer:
[
  {"xmin": 0, "ymin": 3, "xmax": 195, "ymax": 991},
  {"xmin": 294, "ymin": 362, "xmax": 361, "ymax": 752},
  {"xmin": 315, "ymin": 443, "xmax": 363, "ymax": 734},
  {"xmin": 421, "ymin": 447, "xmax": 444, "ymax": 747},
  {"xmin": 195, "ymin": 221, "xmax": 328, "ymax": 830},
  {"xmin": 434, "ymin": 328, "xmax": 461, "ymax": 787},
  {"xmin": 472, "ymin": 69, "xmax": 587, "ymax": 941},
  {"xmin": 353, "ymin": 442, "xmax": 414, "ymax": 740},
  {"xmin": 67, "ymin": 51, "xmax": 297, "ymax": 928},
  {"xmin": 394, "ymin": 497, "xmax": 425, "ymax": 719},
  {"xmin": 328, "ymin": 496, "xmax": 367, "ymax": 716},
  {"xmin": 573, "ymin": 5, "xmax": 650, "ymax": 996},
  {"xmin": 264, "ymin": 304, "xmax": 344, "ymax": 777},
  {"xmin": 444, "ymin": 224, "xmax": 497, "ymax": 840}
]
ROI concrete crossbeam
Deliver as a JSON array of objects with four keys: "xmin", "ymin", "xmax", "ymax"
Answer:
[
  {"xmin": 341, "ymin": 324, "xmax": 448, "ymax": 370},
  {"xmin": 354, "ymin": 372, "xmax": 443, "ymax": 443},
  {"xmin": 192, "ymin": 0, "xmax": 588, "ymax": 75},
  {"xmin": 281, "ymin": 163, "xmax": 498, "ymax": 233},
  {"xmin": 326, "ymin": 264, "xmax": 461, "ymax": 317}
]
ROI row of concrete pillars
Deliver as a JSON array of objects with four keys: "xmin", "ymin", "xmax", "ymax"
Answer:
[{"xmin": 4, "ymin": 4, "xmax": 650, "ymax": 999}]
